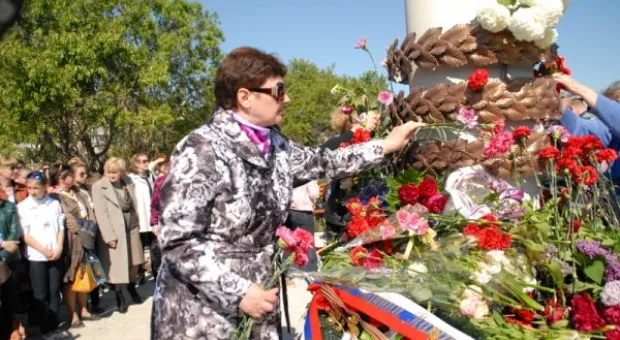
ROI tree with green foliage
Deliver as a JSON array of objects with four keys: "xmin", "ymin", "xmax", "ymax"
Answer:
[
  {"xmin": 0, "ymin": 0, "xmax": 223, "ymax": 171},
  {"xmin": 282, "ymin": 59, "xmax": 387, "ymax": 146}
]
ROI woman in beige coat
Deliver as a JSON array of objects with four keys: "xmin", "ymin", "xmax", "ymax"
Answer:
[{"xmin": 91, "ymin": 157, "xmax": 145, "ymax": 313}]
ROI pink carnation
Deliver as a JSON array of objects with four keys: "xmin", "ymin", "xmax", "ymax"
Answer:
[
  {"xmin": 483, "ymin": 131, "xmax": 514, "ymax": 158},
  {"xmin": 377, "ymin": 90, "xmax": 394, "ymax": 106},
  {"xmin": 456, "ymin": 107, "xmax": 478, "ymax": 129},
  {"xmin": 355, "ymin": 37, "xmax": 368, "ymax": 50},
  {"xmin": 379, "ymin": 223, "xmax": 396, "ymax": 239},
  {"xmin": 276, "ymin": 226, "xmax": 298, "ymax": 250}
]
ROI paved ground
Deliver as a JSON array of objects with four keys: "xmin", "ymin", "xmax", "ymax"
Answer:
[{"xmin": 36, "ymin": 277, "xmax": 311, "ymax": 340}]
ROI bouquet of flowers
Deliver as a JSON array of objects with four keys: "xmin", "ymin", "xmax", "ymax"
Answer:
[{"xmin": 232, "ymin": 226, "xmax": 314, "ymax": 340}]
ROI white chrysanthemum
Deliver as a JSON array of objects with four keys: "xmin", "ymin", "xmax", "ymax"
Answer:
[
  {"xmin": 535, "ymin": 27, "xmax": 558, "ymax": 48},
  {"xmin": 562, "ymin": 0, "xmax": 570, "ymax": 12},
  {"xmin": 532, "ymin": 0, "xmax": 564, "ymax": 26},
  {"xmin": 476, "ymin": 1, "xmax": 511, "ymax": 33},
  {"xmin": 407, "ymin": 262, "xmax": 428, "ymax": 275},
  {"xmin": 508, "ymin": 7, "xmax": 547, "ymax": 41},
  {"xmin": 601, "ymin": 280, "xmax": 620, "ymax": 306}
]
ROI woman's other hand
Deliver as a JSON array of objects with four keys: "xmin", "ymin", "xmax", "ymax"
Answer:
[
  {"xmin": 239, "ymin": 283, "xmax": 279, "ymax": 319},
  {"xmin": 0, "ymin": 240, "xmax": 19, "ymax": 253},
  {"xmin": 381, "ymin": 121, "xmax": 426, "ymax": 154},
  {"xmin": 107, "ymin": 240, "xmax": 118, "ymax": 249}
]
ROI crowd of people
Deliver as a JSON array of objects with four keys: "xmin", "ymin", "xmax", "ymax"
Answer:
[
  {"xmin": 0, "ymin": 45, "xmax": 618, "ymax": 340},
  {"xmin": 0, "ymin": 153, "xmax": 169, "ymax": 340}
]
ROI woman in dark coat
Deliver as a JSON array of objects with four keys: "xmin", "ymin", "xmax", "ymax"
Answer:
[{"xmin": 151, "ymin": 46, "xmax": 424, "ymax": 340}]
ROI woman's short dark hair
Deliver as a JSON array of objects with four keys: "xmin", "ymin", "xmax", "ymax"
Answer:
[
  {"xmin": 214, "ymin": 47, "xmax": 287, "ymax": 110},
  {"xmin": 48, "ymin": 163, "xmax": 74, "ymax": 187}
]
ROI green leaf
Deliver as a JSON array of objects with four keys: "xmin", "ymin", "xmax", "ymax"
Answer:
[
  {"xmin": 584, "ymin": 259, "xmax": 605, "ymax": 284},
  {"xmin": 602, "ymin": 238, "xmax": 615, "ymax": 247},
  {"xmin": 550, "ymin": 320, "xmax": 569, "ymax": 329}
]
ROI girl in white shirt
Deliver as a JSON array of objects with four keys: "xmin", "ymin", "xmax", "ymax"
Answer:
[{"xmin": 18, "ymin": 172, "xmax": 65, "ymax": 335}]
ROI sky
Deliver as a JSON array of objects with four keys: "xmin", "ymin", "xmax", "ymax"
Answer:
[{"xmin": 201, "ymin": 0, "xmax": 619, "ymax": 92}]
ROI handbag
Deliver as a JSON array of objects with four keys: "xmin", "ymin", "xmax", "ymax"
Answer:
[
  {"xmin": 85, "ymin": 250, "xmax": 108, "ymax": 286},
  {"xmin": 72, "ymin": 261, "xmax": 97, "ymax": 293},
  {"xmin": 0, "ymin": 261, "xmax": 10, "ymax": 286}
]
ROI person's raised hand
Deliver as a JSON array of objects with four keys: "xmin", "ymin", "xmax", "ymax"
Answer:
[{"xmin": 380, "ymin": 121, "xmax": 426, "ymax": 154}]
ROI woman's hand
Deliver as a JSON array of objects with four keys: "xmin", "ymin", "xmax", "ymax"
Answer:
[
  {"xmin": 152, "ymin": 225, "xmax": 159, "ymax": 237},
  {"xmin": 107, "ymin": 240, "xmax": 118, "ymax": 249},
  {"xmin": 239, "ymin": 283, "xmax": 279, "ymax": 319},
  {"xmin": 43, "ymin": 248, "xmax": 55, "ymax": 260},
  {"xmin": 0, "ymin": 240, "xmax": 19, "ymax": 253},
  {"xmin": 381, "ymin": 121, "xmax": 426, "ymax": 154},
  {"xmin": 50, "ymin": 248, "xmax": 63, "ymax": 261}
]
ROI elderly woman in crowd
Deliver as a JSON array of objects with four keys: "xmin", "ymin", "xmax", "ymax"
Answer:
[
  {"xmin": 151, "ymin": 46, "xmax": 423, "ymax": 340},
  {"xmin": 92, "ymin": 158, "xmax": 144, "ymax": 314}
]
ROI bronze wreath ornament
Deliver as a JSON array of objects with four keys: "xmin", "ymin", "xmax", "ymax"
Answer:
[
  {"xmin": 388, "ymin": 75, "xmax": 561, "ymax": 125},
  {"xmin": 393, "ymin": 131, "xmax": 551, "ymax": 179},
  {"xmin": 385, "ymin": 24, "xmax": 553, "ymax": 84}
]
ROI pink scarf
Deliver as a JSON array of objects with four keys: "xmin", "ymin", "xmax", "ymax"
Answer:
[{"xmin": 231, "ymin": 112, "xmax": 271, "ymax": 155}]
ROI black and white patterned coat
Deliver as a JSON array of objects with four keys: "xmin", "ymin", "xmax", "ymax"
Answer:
[{"xmin": 151, "ymin": 108, "xmax": 384, "ymax": 339}]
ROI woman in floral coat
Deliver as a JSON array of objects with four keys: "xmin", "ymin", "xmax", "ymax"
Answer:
[{"xmin": 151, "ymin": 47, "xmax": 424, "ymax": 340}]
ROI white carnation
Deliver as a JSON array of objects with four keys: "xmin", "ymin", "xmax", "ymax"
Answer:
[
  {"xmin": 601, "ymin": 280, "xmax": 620, "ymax": 306},
  {"xmin": 407, "ymin": 262, "xmax": 428, "ymax": 275},
  {"xmin": 508, "ymin": 7, "xmax": 547, "ymax": 41},
  {"xmin": 532, "ymin": 0, "xmax": 564, "ymax": 26},
  {"xmin": 476, "ymin": 1, "xmax": 511, "ymax": 33},
  {"xmin": 535, "ymin": 27, "xmax": 558, "ymax": 49}
]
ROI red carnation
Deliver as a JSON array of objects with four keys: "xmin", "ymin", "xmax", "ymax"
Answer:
[
  {"xmin": 582, "ymin": 135, "xmax": 604, "ymax": 153},
  {"xmin": 383, "ymin": 240, "xmax": 393, "ymax": 255},
  {"xmin": 596, "ymin": 148, "xmax": 618, "ymax": 164},
  {"xmin": 424, "ymin": 194, "xmax": 447, "ymax": 214},
  {"xmin": 468, "ymin": 69, "xmax": 489, "ymax": 92},
  {"xmin": 556, "ymin": 56, "xmax": 571, "ymax": 76},
  {"xmin": 351, "ymin": 128, "xmax": 371, "ymax": 144},
  {"xmin": 346, "ymin": 198, "xmax": 365, "ymax": 217},
  {"xmin": 581, "ymin": 166, "xmax": 598, "ymax": 186},
  {"xmin": 463, "ymin": 223, "xmax": 482, "ymax": 237},
  {"xmin": 509, "ymin": 307, "xmax": 536, "ymax": 323},
  {"xmin": 349, "ymin": 246, "xmax": 368, "ymax": 266},
  {"xmin": 513, "ymin": 126, "xmax": 531, "ymax": 141},
  {"xmin": 571, "ymin": 219, "xmax": 582, "ymax": 234},
  {"xmin": 363, "ymin": 248, "xmax": 385, "ymax": 269},
  {"xmin": 603, "ymin": 305, "xmax": 620, "ymax": 326},
  {"xmin": 538, "ymin": 146, "xmax": 561, "ymax": 160},
  {"xmin": 294, "ymin": 228, "xmax": 315, "ymax": 253},
  {"xmin": 504, "ymin": 316, "xmax": 532, "ymax": 328},
  {"xmin": 571, "ymin": 292, "xmax": 606, "ymax": 332},
  {"xmin": 345, "ymin": 216, "xmax": 371, "ymax": 239},
  {"xmin": 544, "ymin": 299, "xmax": 565, "ymax": 325},
  {"xmin": 367, "ymin": 209, "xmax": 387, "ymax": 228},
  {"xmin": 398, "ymin": 184, "xmax": 420, "ymax": 205},
  {"xmin": 418, "ymin": 177, "xmax": 439, "ymax": 199}
]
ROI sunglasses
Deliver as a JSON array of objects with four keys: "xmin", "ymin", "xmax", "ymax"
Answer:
[
  {"xmin": 250, "ymin": 82, "xmax": 286, "ymax": 102},
  {"xmin": 26, "ymin": 172, "xmax": 45, "ymax": 181},
  {"xmin": 138, "ymin": 159, "xmax": 149, "ymax": 164}
]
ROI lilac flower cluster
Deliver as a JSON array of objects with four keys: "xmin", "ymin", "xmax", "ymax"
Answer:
[{"xmin": 576, "ymin": 240, "xmax": 620, "ymax": 282}]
